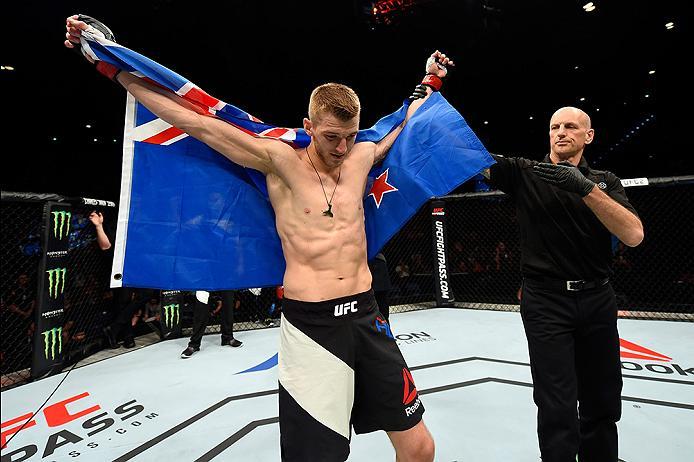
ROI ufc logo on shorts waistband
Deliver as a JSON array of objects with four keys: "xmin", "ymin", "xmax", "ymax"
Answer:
[{"xmin": 334, "ymin": 301, "xmax": 358, "ymax": 317}]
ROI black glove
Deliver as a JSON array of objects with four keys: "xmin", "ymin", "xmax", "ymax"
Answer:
[
  {"xmin": 532, "ymin": 161, "xmax": 595, "ymax": 196},
  {"xmin": 409, "ymin": 83, "xmax": 429, "ymax": 101}
]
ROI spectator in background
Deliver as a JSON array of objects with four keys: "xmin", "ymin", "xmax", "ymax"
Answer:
[
  {"xmin": 494, "ymin": 241, "xmax": 513, "ymax": 272},
  {"xmin": 129, "ymin": 292, "xmax": 162, "ymax": 336},
  {"xmin": 262, "ymin": 286, "xmax": 283, "ymax": 327},
  {"xmin": 6, "ymin": 274, "xmax": 35, "ymax": 320},
  {"xmin": 612, "ymin": 241, "xmax": 633, "ymax": 271},
  {"xmin": 181, "ymin": 290, "xmax": 242, "ymax": 358},
  {"xmin": 237, "ymin": 288, "xmax": 266, "ymax": 323},
  {"xmin": 369, "ymin": 252, "xmax": 393, "ymax": 322},
  {"xmin": 88, "ymin": 211, "xmax": 112, "ymax": 251},
  {"xmin": 90, "ymin": 210, "xmax": 152, "ymax": 349},
  {"xmin": 450, "ymin": 241, "xmax": 470, "ymax": 274},
  {"xmin": 2, "ymin": 274, "xmax": 35, "ymax": 374},
  {"xmin": 103, "ymin": 289, "xmax": 151, "ymax": 348},
  {"xmin": 409, "ymin": 252, "xmax": 426, "ymax": 274},
  {"xmin": 395, "ymin": 259, "xmax": 410, "ymax": 279}
]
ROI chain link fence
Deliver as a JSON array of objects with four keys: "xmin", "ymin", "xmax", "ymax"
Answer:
[
  {"xmin": 1, "ymin": 192, "xmax": 117, "ymax": 389},
  {"xmin": 382, "ymin": 176, "xmax": 694, "ymax": 320},
  {"xmin": 1, "ymin": 200, "xmax": 42, "ymax": 388},
  {"xmin": 2, "ymin": 177, "xmax": 691, "ymax": 388}
]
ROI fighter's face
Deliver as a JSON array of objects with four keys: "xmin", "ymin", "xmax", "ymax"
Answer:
[{"xmin": 304, "ymin": 113, "xmax": 359, "ymax": 169}]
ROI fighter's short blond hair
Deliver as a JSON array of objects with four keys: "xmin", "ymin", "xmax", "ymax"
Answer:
[{"xmin": 308, "ymin": 83, "xmax": 361, "ymax": 123}]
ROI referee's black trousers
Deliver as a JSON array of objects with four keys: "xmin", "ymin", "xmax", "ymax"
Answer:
[
  {"xmin": 520, "ymin": 279, "xmax": 622, "ymax": 462},
  {"xmin": 189, "ymin": 291, "xmax": 235, "ymax": 348}
]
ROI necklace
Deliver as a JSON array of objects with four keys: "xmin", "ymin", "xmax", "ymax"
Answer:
[{"xmin": 306, "ymin": 147, "xmax": 341, "ymax": 218}]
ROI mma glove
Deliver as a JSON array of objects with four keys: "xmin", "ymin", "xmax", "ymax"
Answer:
[
  {"xmin": 75, "ymin": 14, "xmax": 122, "ymax": 81},
  {"xmin": 532, "ymin": 161, "xmax": 596, "ymax": 197}
]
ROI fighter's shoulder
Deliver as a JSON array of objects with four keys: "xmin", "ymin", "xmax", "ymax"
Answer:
[
  {"xmin": 265, "ymin": 142, "xmax": 302, "ymax": 170},
  {"xmin": 352, "ymin": 141, "xmax": 378, "ymax": 163},
  {"xmin": 354, "ymin": 140, "xmax": 377, "ymax": 152}
]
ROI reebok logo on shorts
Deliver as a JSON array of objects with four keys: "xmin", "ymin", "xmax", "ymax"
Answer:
[
  {"xmin": 403, "ymin": 369, "xmax": 421, "ymax": 417},
  {"xmin": 334, "ymin": 300, "xmax": 358, "ymax": 317},
  {"xmin": 402, "ymin": 368, "xmax": 418, "ymax": 404}
]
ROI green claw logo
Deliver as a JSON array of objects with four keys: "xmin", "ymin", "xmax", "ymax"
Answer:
[
  {"xmin": 46, "ymin": 268, "xmax": 67, "ymax": 298},
  {"xmin": 51, "ymin": 211, "xmax": 71, "ymax": 240},
  {"xmin": 163, "ymin": 304, "xmax": 180, "ymax": 328},
  {"xmin": 42, "ymin": 327, "xmax": 63, "ymax": 360}
]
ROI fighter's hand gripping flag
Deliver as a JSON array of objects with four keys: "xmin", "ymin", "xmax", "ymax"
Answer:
[{"xmin": 72, "ymin": 16, "xmax": 495, "ymax": 290}]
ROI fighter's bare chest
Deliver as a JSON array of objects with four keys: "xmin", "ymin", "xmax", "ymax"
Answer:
[{"xmin": 292, "ymin": 174, "xmax": 365, "ymax": 217}]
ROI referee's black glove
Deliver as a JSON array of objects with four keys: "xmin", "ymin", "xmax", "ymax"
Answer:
[{"xmin": 532, "ymin": 161, "xmax": 596, "ymax": 196}]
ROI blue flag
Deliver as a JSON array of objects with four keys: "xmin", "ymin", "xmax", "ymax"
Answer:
[{"xmin": 79, "ymin": 30, "xmax": 494, "ymax": 290}]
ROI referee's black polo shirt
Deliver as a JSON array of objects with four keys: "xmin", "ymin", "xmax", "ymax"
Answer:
[{"xmin": 488, "ymin": 154, "xmax": 638, "ymax": 281}]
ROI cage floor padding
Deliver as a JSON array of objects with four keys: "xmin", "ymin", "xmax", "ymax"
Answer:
[{"xmin": 2, "ymin": 308, "xmax": 692, "ymax": 461}]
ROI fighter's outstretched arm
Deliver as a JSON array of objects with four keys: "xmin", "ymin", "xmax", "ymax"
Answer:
[
  {"xmin": 65, "ymin": 15, "xmax": 290, "ymax": 175},
  {"xmin": 372, "ymin": 50, "xmax": 454, "ymax": 165}
]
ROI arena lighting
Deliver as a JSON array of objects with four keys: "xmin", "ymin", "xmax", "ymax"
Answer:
[
  {"xmin": 582, "ymin": 2, "xmax": 595, "ymax": 12},
  {"xmin": 665, "ymin": 22, "xmax": 674, "ymax": 29},
  {"xmin": 1, "ymin": 65, "xmax": 15, "ymax": 71},
  {"xmin": 52, "ymin": 137, "xmax": 57, "ymax": 141},
  {"xmin": 371, "ymin": 0, "xmax": 418, "ymax": 16},
  {"xmin": 579, "ymin": 97, "xmax": 586, "ymax": 101},
  {"xmin": 85, "ymin": 124, "xmax": 92, "ymax": 128},
  {"xmin": 649, "ymin": 69, "xmax": 655, "ymax": 74},
  {"xmin": 529, "ymin": 116, "xmax": 533, "ymax": 120},
  {"xmin": 484, "ymin": 121, "xmax": 489, "ymax": 125},
  {"xmin": 93, "ymin": 138, "xmax": 98, "ymax": 142}
]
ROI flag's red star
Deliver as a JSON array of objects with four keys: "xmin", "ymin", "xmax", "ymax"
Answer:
[{"xmin": 368, "ymin": 168, "xmax": 398, "ymax": 208}]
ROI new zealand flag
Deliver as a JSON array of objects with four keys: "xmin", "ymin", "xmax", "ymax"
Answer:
[{"xmin": 79, "ymin": 29, "xmax": 494, "ymax": 290}]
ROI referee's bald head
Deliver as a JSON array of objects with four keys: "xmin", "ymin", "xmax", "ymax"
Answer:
[{"xmin": 551, "ymin": 106, "xmax": 591, "ymax": 129}]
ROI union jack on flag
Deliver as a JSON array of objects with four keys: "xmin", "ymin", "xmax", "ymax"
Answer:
[{"xmin": 79, "ymin": 29, "xmax": 494, "ymax": 290}]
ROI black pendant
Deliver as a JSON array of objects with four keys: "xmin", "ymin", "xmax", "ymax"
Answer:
[{"xmin": 323, "ymin": 204, "xmax": 334, "ymax": 218}]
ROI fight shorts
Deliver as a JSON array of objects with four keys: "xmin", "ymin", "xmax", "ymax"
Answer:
[{"xmin": 278, "ymin": 289, "xmax": 424, "ymax": 462}]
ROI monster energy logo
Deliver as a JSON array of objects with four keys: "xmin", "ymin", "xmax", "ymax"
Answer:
[
  {"xmin": 46, "ymin": 268, "xmax": 67, "ymax": 298},
  {"xmin": 42, "ymin": 327, "xmax": 63, "ymax": 360},
  {"xmin": 51, "ymin": 211, "xmax": 71, "ymax": 240},
  {"xmin": 163, "ymin": 304, "xmax": 180, "ymax": 328}
]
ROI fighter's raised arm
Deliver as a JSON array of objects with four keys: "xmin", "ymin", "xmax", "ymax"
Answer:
[
  {"xmin": 372, "ymin": 50, "xmax": 454, "ymax": 165},
  {"xmin": 64, "ymin": 15, "xmax": 292, "ymax": 175}
]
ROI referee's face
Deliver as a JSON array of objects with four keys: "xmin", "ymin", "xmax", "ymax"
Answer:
[{"xmin": 548, "ymin": 107, "xmax": 594, "ymax": 160}]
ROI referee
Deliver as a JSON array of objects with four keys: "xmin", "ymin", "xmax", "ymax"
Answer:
[{"xmin": 485, "ymin": 106, "xmax": 643, "ymax": 462}]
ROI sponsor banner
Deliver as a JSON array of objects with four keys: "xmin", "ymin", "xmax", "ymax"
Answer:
[
  {"xmin": 619, "ymin": 338, "xmax": 692, "ymax": 377},
  {"xmin": 32, "ymin": 202, "xmax": 70, "ymax": 379},
  {"xmin": 395, "ymin": 331, "xmax": 438, "ymax": 346},
  {"xmin": 0, "ymin": 391, "xmax": 157, "ymax": 461},
  {"xmin": 430, "ymin": 201, "xmax": 455, "ymax": 307},
  {"xmin": 160, "ymin": 290, "xmax": 183, "ymax": 339},
  {"xmin": 81, "ymin": 197, "xmax": 117, "ymax": 207},
  {"xmin": 621, "ymin": 177, "xmax": 649, "ymax": 187}
]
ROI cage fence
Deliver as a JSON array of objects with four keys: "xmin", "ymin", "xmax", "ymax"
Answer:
[{"xmin": 2, "ymin": 177, "xmax": 691, "ymax": 388}]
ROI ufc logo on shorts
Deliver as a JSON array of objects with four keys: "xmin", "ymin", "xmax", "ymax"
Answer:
[{"xmin": 334, "ymin": 301, "xmax": 358, "ymax": 317}]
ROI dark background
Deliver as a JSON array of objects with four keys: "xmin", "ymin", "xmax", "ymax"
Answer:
[{"xmin": 2, "ymin": 0, "xmax": 690, "ymax": 201}]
